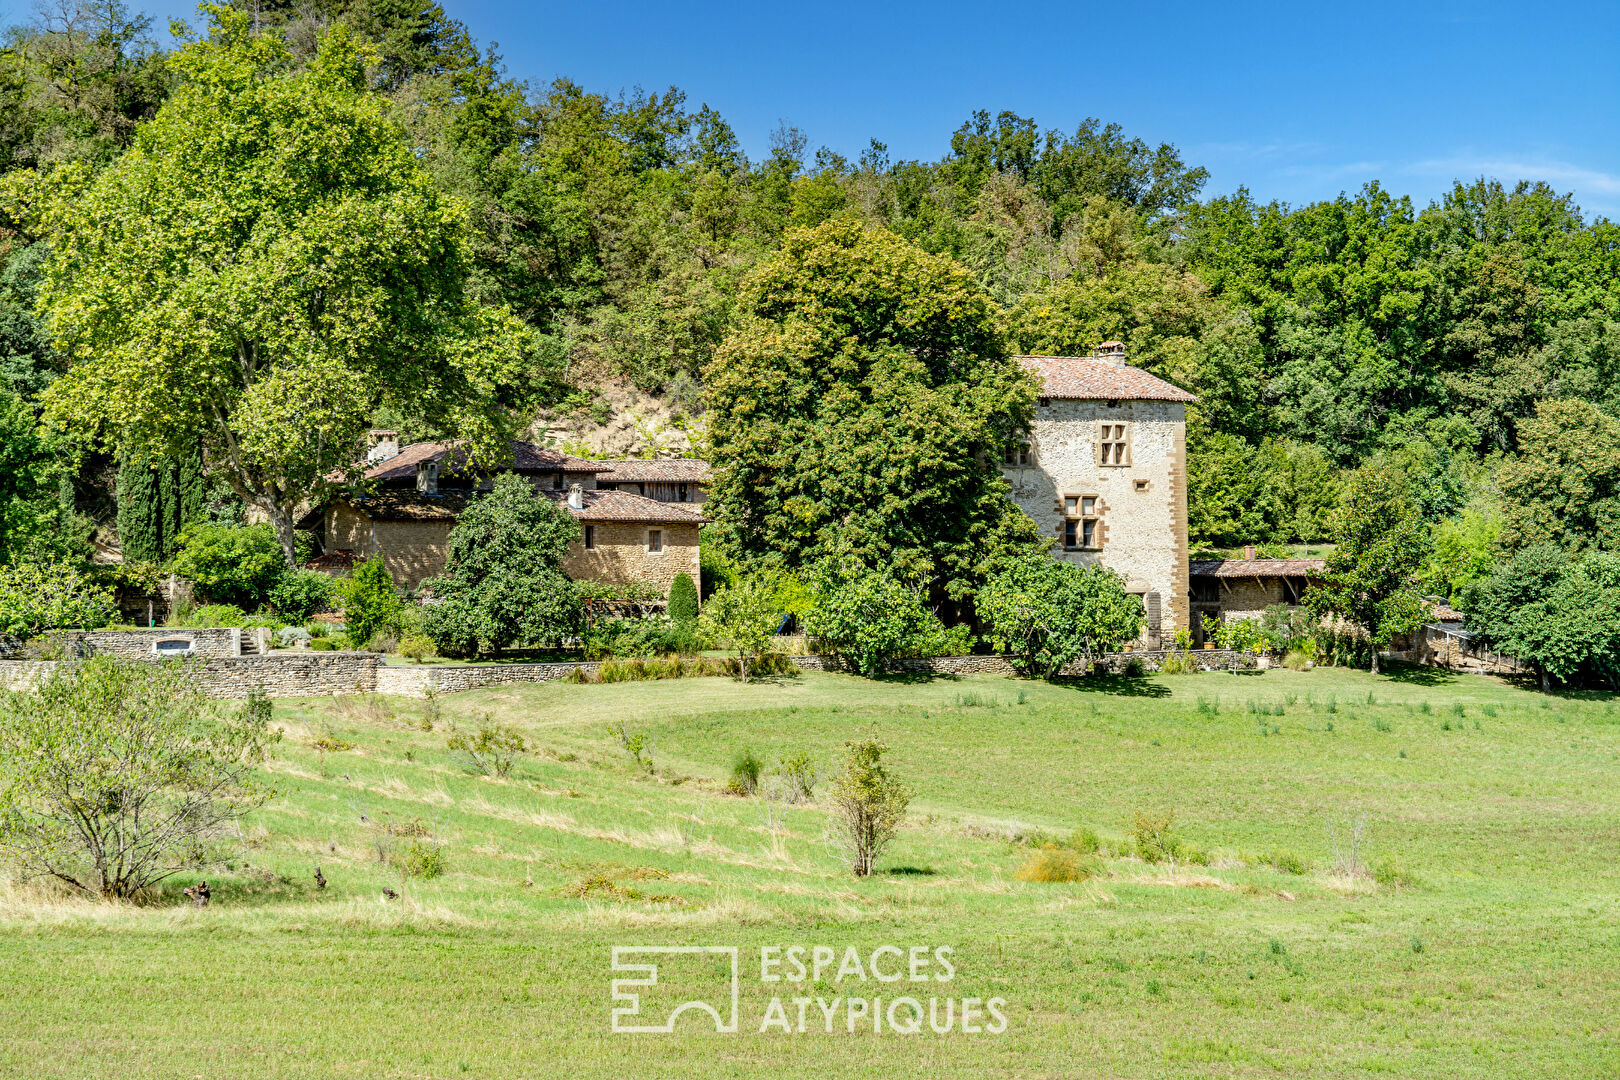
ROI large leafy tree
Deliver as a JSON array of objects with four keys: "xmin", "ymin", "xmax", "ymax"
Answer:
[
  {"xmin": 26, "ymin": 9, "xmax": 531, "ymax": 567},
  {"xmin": 1464, "ymin": 545, "xmax": 1620, "ymax": 692},
  {"xmin": 976, "ymin": 553, "xmax": 1144, "ymax": 679},
  {"xmin": 704, "ymin": 220, "xmax": 1041, "ymax": 599},
  {"xmin": 420, "ymin": 473, "xmax": 579, "ymax": 656},
  {"xmin": 1305, "ymin": 466, "xmax": 1431, "ymax": 673}
]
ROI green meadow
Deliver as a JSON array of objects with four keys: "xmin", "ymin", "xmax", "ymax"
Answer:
[{"xmin": 3, "ymin": 666, "xmax": 1618, "ymax": 1078}]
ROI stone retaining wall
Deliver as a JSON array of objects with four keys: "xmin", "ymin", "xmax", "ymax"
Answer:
[
  {"xmin": 0, "ymin": 627, "xmax": 258, "ymax": 660},
  {"xmin": 0, "ymin": 647, "xmax": 1259, "ymax": 700},
  {"xmin": 0, "ymin": 652, "xmax": 379, "ymax": 699},
  {"xmin": 376, "ymin": 661, "xmax": 600, "ymax": 698}
]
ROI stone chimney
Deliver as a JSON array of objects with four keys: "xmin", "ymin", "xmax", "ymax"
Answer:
[
  {"xmin": 366, "ymin": 429, "xmax": 400, "ymax": 463},
  {"xmin": 416, "ymin": 459, "xmax": 439, "ymax": 494},
  {"xmin": 1244, "ymin": 545, "xmax": 1256, "ymax": 560},
  {"xmin": 567, "ymin": 483, "xmax": 584, "ymax": 510},
  {"xmin": 1096, "ymin": 341, "xmax": 1128, "ymax": 366}
]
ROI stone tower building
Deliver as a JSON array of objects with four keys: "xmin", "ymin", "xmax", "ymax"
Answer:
[{"xmin": 1003, "ymin": 343, "xmax": 1196, "ymax": 645}]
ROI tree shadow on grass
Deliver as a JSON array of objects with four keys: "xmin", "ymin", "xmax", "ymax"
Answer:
[
  {"xmin": 1048, "ymin": 674, "xmax": 1171, "ymax": 698},
  {"xmin": 885, "ymin": 866, "xmax": 937, "ymax": 877},
  {"xmin": 1378, "ymin": 661, "xmax": 1462, "ymax": 688},
  {"xmin": 868, "ymin": 671, "xmax": 960, "ymax": 685}
]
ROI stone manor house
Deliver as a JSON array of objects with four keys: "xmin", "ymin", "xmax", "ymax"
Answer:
[{"xmin": 303, "ymin": 343, "xmax": 1305, "ymax": 638}]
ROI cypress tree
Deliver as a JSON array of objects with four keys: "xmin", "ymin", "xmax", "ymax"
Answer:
[
  {"xmin": 668, "ymin": 572, "xmax": 699, "ymax": 627},
  {"xmin": 115, "ymin": 444, "xmax": 206, "ymax": 564}
]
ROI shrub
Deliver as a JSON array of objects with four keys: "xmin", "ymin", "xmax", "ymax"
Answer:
[
  {"xmin": 1016, "ymin": 845, "xmax": 1102, "ymax": 883},
  {"xmin": 399, "ymin": 633, "xmax": 436, "ymax": 662},
  {"xmin": 803, "ymin": 567, "xmax": 964, "ymax": 676},
  {"xmin": 398, "ymin": 840, "xmax": 446, "ymax": 880},
  {"xmin": 1130, "ymin": 810, "xmax": 1178, "ymax": 864},
  {"xmin": 667, "ymin": 572, "xmax": 699, "ymax": 629},
  {"xmin": 728, "ymin": 748, "xmax": 764, "ymax": 795},
  {"xmin": 1261, "ymin": 849, "xmax": 1309, "ymax": 875},
  {"xmin": 607, "ymin": 720, "xmax": 651, "ymax": 768},
  {"xmin": 0, "ymin": 562, "xmax": 118, "ymax": 638},
  {"xmin": 184, "ymin": 603, "xmax": 249, "ymax": 628},
  {"xmin": 1122, "ymin": 657, "xmax": 1146, "ymax": 677},
  {"xmin": 1068, "ymin": 827, "xmax": 1102, "ymax": 854},
  {"xmin": 1282, "ymin": 649, "xmax": 1312, "ymax": 670},
  {"xmin": 0, "ymin": 658, "xmax": 277, "ymax": 898},
  {"xmin": 276, "ymin": 625, "xmax": 312, "ymax": 648},
  {"xmin": 447, "ymin": 720, "xmax": 525, "ymax": 778},
  {"xmin": 309, "ymin": 638, "xmax": 339, "ymax": 651},
  {"xmin": 335, "ymin": 557, "xmax": 399, "ymax": 650},
  {"xmin": 168, "ymin": 523, "xmax": 285, "ymax": 609},
  {"xmin": 268, "ymin": 569, "xmax": 335, "ymax": 622},
  {"xmin": 827, "ymin": 739, "xmax": 911, "ymax": 877},
  {"xmin": 773, "ymin": 753, "xmax": 817, "ymax": 802}
]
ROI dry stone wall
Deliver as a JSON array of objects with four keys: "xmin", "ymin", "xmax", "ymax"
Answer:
[{"xmin": 0, "ymin": 647, "xmax": 1258, "ymax": 700}]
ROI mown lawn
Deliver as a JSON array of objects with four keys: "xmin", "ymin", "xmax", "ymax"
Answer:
[{"xmin": 2, "ymin": 665, "xmax": 1617, "ymax": 1078}]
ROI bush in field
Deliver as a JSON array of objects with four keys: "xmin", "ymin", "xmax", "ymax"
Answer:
[
  {"xmin": 804, "ymin": 566, "xmax": 969, "ymax": 676},
  {"xmin": 773, "ymin": 753, "xmax": 817, "ymax": 802},
  {"xmin": 268, "ymin": 569, "xmax": 335, "ymax": 622},
  {"xmin": 827, "ymin": 739, "xmax": 911, "ymax": 877},
  {"xmin": 0, "ymin": 658, "xmax": 277, "ymax": 898},
  {"xmin": 398, "ymin": 633, "xmax": 436, "ymax": 662},
  {"xmin": 421, "ymin": 474, "xmax": 580, "ymax": 657},
  {"xmin": 168, "ymin": 523, "xmax": 285, "ymax": 609},
  {"xmin": 446, "ymin": 719, "xmax": 525, "ymax": 778},
  {"xmin": 1130, "ymin": 810, "xmax": 1178, "ymax": 864},
  {"xmin": 728, "ymin": 748, "xmax": 763, "ymax": 795},
  {"xmin": 1016, "ymin": 845, "xmax": 1101, "ymax": 883},
  {"xmin": 397, "ymin": 840, "xmax": 446, "ymax": 879},
  {"xmin": 334, "ymin": 557, "xmax": 399, "ymax": 650},
  {"xmin": 0, "ymin": 561, "xmax": 118, "ymax": 638},
  {"xmin": 977, "ymin": 553, "xmax": 1144, "ymax": 679}
]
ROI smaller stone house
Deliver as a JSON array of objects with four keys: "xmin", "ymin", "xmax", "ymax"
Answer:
[
  {"xmin": 1188, "ymin": 552, "xmax": 1324, "ymax": 645},
  {"xmin": 308, "ymin": 440, "xmax": 705, "ymax": 596}
]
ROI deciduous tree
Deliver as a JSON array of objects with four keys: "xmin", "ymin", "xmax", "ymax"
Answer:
[
  {"xmin": 976, "ymin": 553, "xmax": 1144, "ymax": 679},
  {"xmin": 1305, "ymin": 466, "xmax": 1431, "ymax": 674},
  {"xmin": 29, "ymin": 10, "xmax": 531, "ymax": 568}
]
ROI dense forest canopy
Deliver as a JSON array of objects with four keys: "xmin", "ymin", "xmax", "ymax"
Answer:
[{"xmin": 1, "ymin": 0, "xmax": 1617, "ymax": 604}]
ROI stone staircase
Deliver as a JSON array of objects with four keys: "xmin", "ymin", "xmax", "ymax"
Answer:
[{"xmin": 239, "ymin": 629, "xmax": 261, "ymax": 656}]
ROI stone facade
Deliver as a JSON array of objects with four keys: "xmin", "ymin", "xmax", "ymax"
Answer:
[
  {"xmin": 1005, "ymin": 397, "xmax": 1191, "ymax": 641},
  {"xmin": 563, "ymin": 520, "xmax": 701, "ymax": 598},
  {"xmin": 325, "ymin": 505, "xmax": 453, "ymax": 591}
]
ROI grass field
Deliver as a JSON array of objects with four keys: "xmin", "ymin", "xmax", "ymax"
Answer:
[{"xmin": 3, "ymin": 665, "xmax": 1618, "ymax": 1078}]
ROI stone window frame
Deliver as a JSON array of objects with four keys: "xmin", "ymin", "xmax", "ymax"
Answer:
[
  {"xmin": 583, "ymin": 524, "xmax": 596, "ymax": 550},
  {"xmin": 1001, "ymin": 440, "xmax": 1033, "ymax": 467},
  {"xmin": 1062, "ymin": 493, "xmax": 1102, "ymax": 551},
  {"xmin": 647, "ymin": 528, "xmax": 663, "ymax": 553},
  {"xmin": 1095, "ymin": 421, "xmax": 1131, "ymax": 467}
]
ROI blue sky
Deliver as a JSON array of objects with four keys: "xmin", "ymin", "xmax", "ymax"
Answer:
[{"xmin": 46, "ymin": 0, "xmax": 1620, "ymax": 217}]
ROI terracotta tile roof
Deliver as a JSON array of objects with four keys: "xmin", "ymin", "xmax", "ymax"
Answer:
[
  {"xmin": 349, "ymin": 491, "xmax": 474, "ymax": 522},
  {"xmin": 1431, "ymin": 602, "xmax": 1464, "ymax": 622},
  {"xmin": 1019, "ymin": 355, "xmax": 1197, "ymax": 403},
  {"xmin": 365, "ymin": 440, "xmax": 607, "ymax": 483},
  {"xmin": 340, "ymin": 486, "xmax": 706, "ymax": 526},
  {"xmin": 1189, "ymin": 558, "xmax": 1326, "ymax": 578},
  {"xmin": 304, "ymin": 549, "xmax": 359, "ymax": 570},
  {"xmin": 593, "ymin": 458, "xmax": 712, "ymax": 483},
  {"xmin": 543, "ymin": 488, "xmax": 707, "ymax": 525}
]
